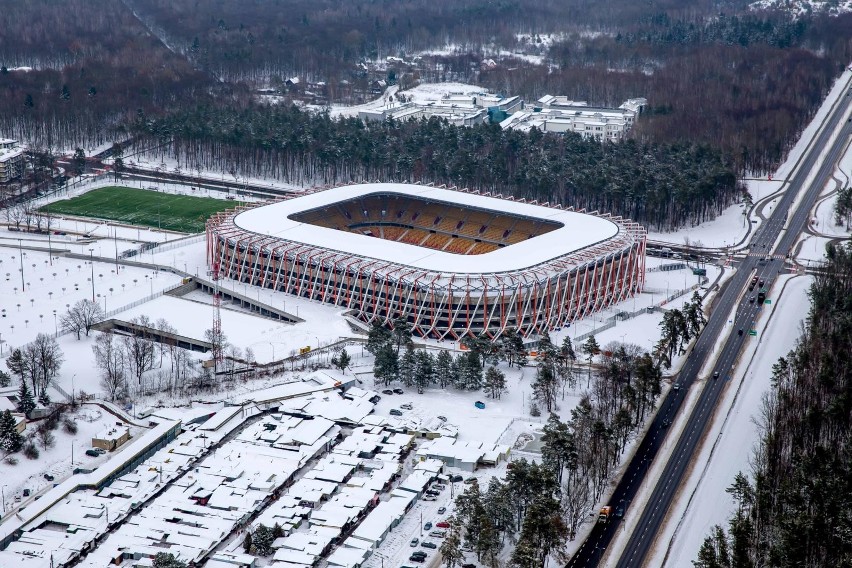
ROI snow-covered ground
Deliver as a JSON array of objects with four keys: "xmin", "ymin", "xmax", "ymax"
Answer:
[
  {"xmin": 646, "ymin": 274, "xmax": 812, "ymax": 567},
  {"xmin": 750, "ymin": 0, "xmax": 852, "ymax": 16},
  {"xmin": 0, "ymin": 405, "xmax": 142, "ymax": 514}
]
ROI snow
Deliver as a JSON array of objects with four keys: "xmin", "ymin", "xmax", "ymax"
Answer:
[
  {"xmin": 646, "ymin": 274, "xmax": 812, "ymax": 566},
  {"xmin": 0, "ymin": 406, "xmax": 141, "ymax": 513},
  {"xmin": 232, "ymin": 182, "xmax": 622, "ymax": 274}
]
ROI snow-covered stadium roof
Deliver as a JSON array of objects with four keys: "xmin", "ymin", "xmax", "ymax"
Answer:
[{"xmin": 232, "ymin": 183, "xmax": 620, "ymax": 274}]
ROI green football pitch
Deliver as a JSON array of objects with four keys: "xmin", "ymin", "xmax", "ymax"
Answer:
[{"xmin": 42, "ymin": 186, "xmax": 238, "ymax": 233}]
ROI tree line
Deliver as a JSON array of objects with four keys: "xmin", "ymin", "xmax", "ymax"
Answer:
[
  {"xmin": 131, "ymin": 105, "xmax": 741, "ymax": 230},
  {"xmin": 694, "ymin": 243, "xmax": 852, "ymax": 568}
]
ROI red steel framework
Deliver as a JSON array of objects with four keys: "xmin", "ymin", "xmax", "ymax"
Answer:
[{"xmin": 206, "ymin": 183, "xmax": 647, "ymax": 340}]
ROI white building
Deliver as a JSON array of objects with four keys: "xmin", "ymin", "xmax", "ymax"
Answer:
[
  {"xmin": 501, "ymin": 96, "xmax": 647, "ymax": 141},
  {"xmin": 0, "ymin": 138, "xmax": 24, "ymax": 183}
]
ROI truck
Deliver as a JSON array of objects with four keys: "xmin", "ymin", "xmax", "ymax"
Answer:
[{"xmin": 598, "ymin": 506, "xmax": 613, "ymax": 524}]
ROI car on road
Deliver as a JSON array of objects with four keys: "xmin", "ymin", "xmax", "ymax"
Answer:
[
  {"xmin": 421, "ymin": 541, "xmax": 438, "ymax": 549},
  {"xmin": 759, "ymin": 279, "xmax": 765, "ymax": 287},
  {"xmin": 615, "ymin": 502, "xmax": 626, "ymax": 517},
  {"xmin": 390, "ymin": 409, "xmax": 403, "ymax": 416},
  {"xmin": 713, "ymin": 371, "xmax": 720, "ymax": 380},
  {"xmin": 400, "ymin": 403, "xmax": 413, "ymax": 410},
  {"xmin": 410, "ymin": 538, "xmax": 419, "ymax": 547},
  {"xmin": 393, "ymin": 388, "xmax": 405, "ymax": 395},
  {"xmin": 749, "ymin": 296, "xmax": 755, "ymax": 303},
  {"xmin": 738, "ymin": 328, "xmax": 744, "ymax": 336},
  {"xmin": 437, "ymin": 507, "xmax": 447, "ymax": 515},
  {"xmin": 672, "ymin": 383, "xmax": 680, "ymax": 392},
  {"xmin": 424, "ymin": 522, "xmax": 432, "ymax": 531},
  {"xmin": 382, "ymin": 389, "xmax": 394, "ymax": 395},
  {"xmin": 436, "ymin": 521, "xmax": 450, "ymax": 529}
]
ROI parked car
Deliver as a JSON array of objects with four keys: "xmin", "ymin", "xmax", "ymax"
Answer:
[
  {"xmin": 437, "ymin": 415, "xmax": 447, "ymax": 422},
  {"xmin": 421, "ymin": 541, "xmax": 438, "ymax": 549},
  {"xmin": 425, "ymin": 490, "xmax": 440, "ymax": 496},
  {"xmin": 390, "ymin": 409, "xmax": 403, "ymax": 416},
  {"xmin": 474, "ymin": 401, "xmax": 485, "ymax": 409},
  {"xmin": 85, "ymin": 449, "xmax": 101, "ymax": 457},
  {"xmin": 22, "ymin": 489, "xmax": 30, "ymax": 497},
  {"xmin": 462, "ymin": 564, "xmax": 477, "ymax": 568},
  {"xmin": 393, "ymin": 388, "xmax": 405, "ymax": 395},
  {"xmin": 429, "ymin": 530, "xmax": 447, "ymax": 538},
  {"xmin": 424, "ymin": 522, "xmax": 433, "ymax": 531},
  {"xmin": 433, "ymin": 483, "xmax": 446, "ymax": 490},
  {"xmin": 437, "ymin": 507, "xmax": 447, "ymax": 515},
  {"xmin": 382, "ymin": 389, "xmax": 394, "ymax": 395},
  {"xmin": 451, "ymin": 475, "xmax": 463, "ymax": 483},
  {"xmin": 410, "ymin": 538, "xmax": 419, "ymax": 547},
  {"xmin": 400, "ymin": 403, "xmax": 413, "ymax": 410},
  {"xmin": 411, "ymin": 551, "xmax": 427, "ymax": 558},
  {"xmin": 369, "ymin": 395, "xmax": 381, "ymax": 404},
  {"xmin": 436, "ymin": 521, "xmax": 450, "ymax": 529},
  {"xmin": 464, "ymin": 477, "xmax": 477, "ymax": 484},
  {"xmin": 423, "ymin": 495, "xmax": 438, "ymax": 501},
  {"xmin": 43, "ymin": 474, "xmax": 54, "ymax": 481},
  {"xmin": 409, "ymin": 555, "xmax": 426, "ymax": 563}
]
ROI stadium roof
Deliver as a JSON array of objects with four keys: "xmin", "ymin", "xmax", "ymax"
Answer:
[{"xmin": 232, "ymin": 183, "xmax": 619, "ymax": 274}]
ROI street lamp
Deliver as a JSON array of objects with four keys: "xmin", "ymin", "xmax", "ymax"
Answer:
[
  {"xmin": 18, "ymin": 239, "xmax": 24, "ymax": 292},
  {"xmin": 89, "ymin": 249, "xmax": 95, "ymax": 301}
]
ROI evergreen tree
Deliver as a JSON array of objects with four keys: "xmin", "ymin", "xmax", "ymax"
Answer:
[
  {"xmin": 484, "ymin": 366, "xmax": 507, "ymax": 399},
  {"xmin": 391, "ymin": 317, "xmax": 413, "ymax": 356},
  {"xmin": 440, "ymin": 517, "xmax": 465, "ymax": 568},
  {"xmin": 399, "ymin": 346, "xmax": 417, "ymax": 387},
  {"xmin": 17, "ymin": 380, "xmax": 36, "ymax": 416},
  {"xmin": 373, "ymin": 343, "xmax": 399, "ymax": 386},
  {"xmin": 6, "ymin": 348, "xmax": 25, "ymax": 383},
  {"xmin": 152, "ymin": 553, "xmax": 187, "ymax": 568},
  {"xmin": 0, "ymin": 410, "xmax": 23, "ymax": 453},
  {"xmin": 38, "ymin": 390, "xmax": 50, "ymax": 407},
  {"xmin": 435, "ymin": 349, "xmax": 453, "ymax": 389},
  {"xmin": 532, "ymin": 360, "xmax": 558, "ymax": 412},
  {"xmin": 331, "ymin": 347, "xmax": 351, "ymax": 373},
  {"xmin": 582, "ymin": 335, "xmax": 601, "ymax": 384},
  {"xmin": 252, "ymin": 524, "xmax": 275, "ymax": 556},
  {"xmin": 365, "ymin": 321, "xmax": 393, "ymax": 355},
  {"xmin": 0, "ymin": 370, "xmax": 11, "ymax": 388},
  {"xmin": 242, "ymin": 531, "xmax": 253, "ymax": 553},
  {"xmin": 414, "ymin": 349, "xmax": 434, "ymax": 392},
  {"xmin": 460, "ymin": 351, "xmax": 483, "ymax": 390}
]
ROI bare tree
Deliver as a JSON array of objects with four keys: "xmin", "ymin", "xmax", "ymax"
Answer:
[
  {"xmin": 20, "ymin": 334, "xmax": 64, "ymax": 398},
  {"xmin": 61, "ymin": 299, "xmax": 105, "ymax": 339},
  {"xmin": 92, "ymin": 332, "xmax": 126, "ymax": 401},
  {"xmin": 122, "ymin": 320, "xmax": 155, "ymax": 385}
]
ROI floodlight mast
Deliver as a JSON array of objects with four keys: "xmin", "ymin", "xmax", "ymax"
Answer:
[{"xmin": 212, "ymin": 261, "xmax": 224, "ymax": 370}]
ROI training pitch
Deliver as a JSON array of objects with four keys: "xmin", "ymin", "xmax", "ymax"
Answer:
[{"xmin": 42, "ymin": 186, "xmax": 237, "ymax": 233}]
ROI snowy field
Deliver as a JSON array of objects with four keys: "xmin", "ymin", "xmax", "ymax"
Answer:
[{"xmin": 647, "ymin": 275, "xmax": 812, "ymax": 567}]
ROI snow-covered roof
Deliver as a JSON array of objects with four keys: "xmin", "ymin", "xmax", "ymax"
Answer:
[{"xmin": 231, "ymin": 183, "xmax": 620, "ymax": 274}]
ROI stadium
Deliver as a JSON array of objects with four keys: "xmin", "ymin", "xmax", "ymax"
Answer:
[{"xmin": 206, "ymin": 183, "xmax": 646, "ymax": 339}]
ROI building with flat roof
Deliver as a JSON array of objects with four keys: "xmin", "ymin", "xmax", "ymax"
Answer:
[
  {"xmin": 0, "ymin": 138, "xmax": 24, "ymax": 183},
  {"xmin": 502, "ymin": 96, "xmax": 647, "ymax": 141}
]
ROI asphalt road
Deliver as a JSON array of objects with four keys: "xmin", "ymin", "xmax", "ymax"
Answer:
[{"xmin": 567, "ymin": 80, "xmax": 852, "ymax": 568}]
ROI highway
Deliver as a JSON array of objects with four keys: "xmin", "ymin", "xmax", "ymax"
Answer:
[{"xmin": 567, "ymin": 78, "xmax": 852, "ymax": 567}]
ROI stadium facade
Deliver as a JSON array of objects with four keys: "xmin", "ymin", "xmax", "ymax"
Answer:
[{"xmin": 206, "ymin": 183, "xmax": 646, "ymax": 339}]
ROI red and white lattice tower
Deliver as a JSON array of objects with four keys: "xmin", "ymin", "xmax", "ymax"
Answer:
[{"xmin": 211, "ymin": 261, "xmax": 224, "ymax": 366}]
